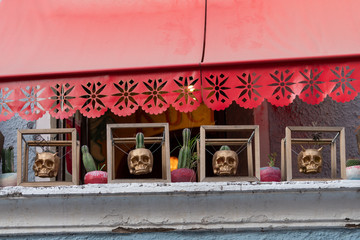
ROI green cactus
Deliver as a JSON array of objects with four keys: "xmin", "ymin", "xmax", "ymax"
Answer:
[
  {"xmin": 178, "ymin": 128, "xmax": 192, "ymax": 169},
  {"xmin": 2, "ymin": 146, "xmax": 14, "ymax": 173},
  {"xmin": 220, "ymin": 145, "xmax": 231, "ymax": 151},
  {"xmin": 81, "ymin": 145, "xmax": 97, "ymax": 172},
  {"xmin": 268, "ymin": 152, "xmax": 277, "ymax": 167},
  {"xmin": 136, "ymin": 132, "xmax": 145, "ymax": 149},
  {"xmin": 346, "ymin": 159, "xmax": 360, "ymax": 167}
]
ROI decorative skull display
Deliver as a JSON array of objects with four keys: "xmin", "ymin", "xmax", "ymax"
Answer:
[
  {"xmin": 212, "ymin": 145, "xmax": 238, "ymax": 176},
  {"xmin": 33, "ymin": 152, "xmax": 60, "ymax": 178},
  {"xmin": 297, "ymin": 146, "xmax": 323, "ymax": 174},
  {"xmin": 127, "ymin": 132, "xmax": 153, "ymax": 175}
]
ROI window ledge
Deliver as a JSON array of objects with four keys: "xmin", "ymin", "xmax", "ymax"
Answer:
[{"xmin": 0, "ymin": 180, "xmax": 359, "ymax": 235}]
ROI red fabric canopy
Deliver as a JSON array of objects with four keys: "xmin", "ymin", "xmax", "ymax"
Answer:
[
  {"xmin": 0, "ymin": 0, "xmax": 204, "ymax": 121},
  {"xmin": 204, "ymin": 0, "xmax": 360, "ymax": 63},
  {"xmin": 0, "ymin": 0, "xmax": 205, "ymax": 77},
  {"xmin": 0, "ymin": 0, "xmax": 360, "ymax": 121},
  {"xmin": 202, "ymin": 0, "xmax": 360, "ymax": 109}
]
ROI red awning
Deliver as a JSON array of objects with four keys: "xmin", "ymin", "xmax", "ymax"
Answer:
[
  {"xmin": 0, "ymin": 0, "xmax": 360, "ymax": 121},
  {"xmin": 0, "ymin": 0, "xmax": 205, "ymax": 120},
  {"xmin": 0, "ymin": 0, "xmax": 205, "ymax": 77},
  {"xmin": 201, "ymin": 0, "xmax": 360, "ymax": 109}
]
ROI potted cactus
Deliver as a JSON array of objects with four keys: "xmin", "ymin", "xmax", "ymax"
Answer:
[
  {"xmin": 171, "ymin": 128, "xmax": 197, "ymax": 182},
  {"xmin": 260, "ymin": 152, "xmax": 281, "ymax": 182},
  {"xmin": 346, "ymin": 159, "xmax": 360, "ymax": 180},
  {"xmin": 82, "ymin": 145, "xmax": 108, "ymax": 184},
  {"xmin": 0, "ymin": 146, "xmax": 17, "ymax": 187}
]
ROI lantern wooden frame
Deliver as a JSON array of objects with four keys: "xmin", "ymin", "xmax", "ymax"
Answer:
[
  {"xmin": 17, "ymin": 128, "xmax": 79, "ymax": 187},
  {"xmin": 198, "ymin": 125, "xmax": 260, "ymax": 182},
  {"xmin": 281, "ymin": 126, "xmax": 346, "ymax": 181},
  {"xmin": 106, "ymin": 123, "xmax": 170, "ymax": 183}
]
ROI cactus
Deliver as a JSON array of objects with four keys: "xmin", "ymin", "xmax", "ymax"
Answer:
[
  {"xmin": 136, "ymin": 132, "xmax": 145, "ymax": 149},
  {"xmin": 268, "ymin": 152, "xmax": 277, "ymax": 167},
  {"xmin": 346, "ymin": 159, "xmax": 360, "ymax": 167},
  {"xmin": 2, "ymin": 146, "xmax": 14, "ymax": 173},
  {"xmin": 220, "ymin": 145, "xmax": 231, "ymax": 151},
  {"xmin": 177, "ymin": 128, "xmax": 192, "ymax": 169},
  {"xmin": 81, "ymin": 145, "xmax": 97, "ymax": 172}
]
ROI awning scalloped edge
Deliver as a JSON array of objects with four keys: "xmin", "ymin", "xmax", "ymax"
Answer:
[{"xmin": 0, "ymin": 60, "xmax": 359, "ymax": 121}]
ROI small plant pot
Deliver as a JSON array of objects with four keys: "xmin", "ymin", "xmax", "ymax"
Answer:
[
  {"xmin": 84, "ymin": 171, "xmax": 108, "ymax": 184},
  {"xmin": 260, "ymin": 167, "xmax": 281, "ymax": 182},
  {"xmin": 0, "ymin": 172, "xmax": 17, "ymax": 187},
  {"xmin": 171, "ymin": 168, "xmax": 196, "ymax": 182},
  {"xmin": 346, "ymin": 166, "xmax": 360, "ymax": 180}
]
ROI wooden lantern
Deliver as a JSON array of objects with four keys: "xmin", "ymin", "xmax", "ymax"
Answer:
[
  {"xmin": 198, "ymin": 125, "xmax": 260, "ymax": 182},
  {"xmin": 17, "ymin": 128, "xmax": 79, "ymax": 187},
  {"xmin": 106, "ymin": 123, "xmax": 170, "ymax": 183},
  {"xmin": 281, "ymin": 126, "xmax": 346, "ymax": 181}
]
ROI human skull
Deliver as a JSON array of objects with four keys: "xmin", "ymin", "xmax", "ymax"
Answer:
[
  {"xmin": 212, "ymin": 149, "xmax": 238, "ymax": 176},
  {"xmin": 33, "ymin": 152, "xmax": 60, "ymax": 178},
  {"xmin": 297, "ymin": 146, "xmax": 323, "ymax": 174},
  {"xmin": 127, "ymin": 148, "xmax": 153, "ymax": 175}
]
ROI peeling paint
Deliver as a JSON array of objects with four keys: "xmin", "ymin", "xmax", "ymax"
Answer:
[
  {"xmin": 0, "ymin": 181, "xmax": 358, "ymax": 235},
  {"xmin": 345, "ymin": 224, "xmax": 360, "ymax": 229},
  {"xmin": 1, "ymin": 229, "xmax": 360, "ymax": 239},
  {"xmin": 112, "ymin": 227, "xmax": 175, "ymax": 233}
]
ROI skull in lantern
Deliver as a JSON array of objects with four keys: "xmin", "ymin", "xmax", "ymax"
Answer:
[
  {"xmin": 212, "ymin": 145, "xmax": 238, "ymax": 176},
  {"xmin": 33, "ymin": 152, "xmax": 60, "ymax": 178},
  {"xmin": 297, "ymin": 146, "xmax": 323, "ymax": 174},
  {"xmin": 127, "ymin": 132, "xmax": 153, "ymax": 175}
]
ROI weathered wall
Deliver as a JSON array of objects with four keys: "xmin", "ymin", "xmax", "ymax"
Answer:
[
  {"xmin": 268, "ymin": 96, "xmax": 360, "ymax": 178},
  {"xmin": 0, "ymin": 116, "xmax": 35, "ymax": 180},
  {"xmin": 1, "ymin": 229, "xmax": 360, "ymax": 240},
  {"xmin": 1, "ymin": 181, "xmax": 358, "ymax": 235}
]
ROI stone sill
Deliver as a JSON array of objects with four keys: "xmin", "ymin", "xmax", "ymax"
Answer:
[
  {"xmin": 1, "ymin": 180, "xmax": 359, "ymax": 197},
  {"xmin": 0, "ymin": 180, "xmax": 359, "ymax": 235}
]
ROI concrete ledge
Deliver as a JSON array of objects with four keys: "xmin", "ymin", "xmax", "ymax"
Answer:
[{"xmin": 0, "ymin": 181, "xmax": 359, "ymax": 235}]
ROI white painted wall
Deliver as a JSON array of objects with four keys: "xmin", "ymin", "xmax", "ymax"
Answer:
[{"xmin": 0, "ymin": 181, "xmax": 358, "ymax": 235}]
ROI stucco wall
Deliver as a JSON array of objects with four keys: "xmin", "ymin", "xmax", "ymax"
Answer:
[
  {"xmin": 1, "ymin": 229, "xmax": 360, "ymax": 240},
  {"xmin": 268, "ymin": 96, "xmax": 360, "ymax": 178},
  {"xmin": 0, "ymin": 116, "xmax": 35, "ymax": 181}
]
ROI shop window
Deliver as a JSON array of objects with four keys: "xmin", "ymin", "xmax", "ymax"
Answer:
[{"xmin": 59, "ymin": 103, "xmax": 254, "ymax": 183}]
